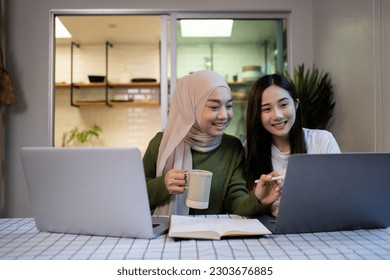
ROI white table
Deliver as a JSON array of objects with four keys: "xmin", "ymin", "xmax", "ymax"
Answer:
[{"xmin": 1, "ymin": 218, "xmax": 390, "ymax": 260}]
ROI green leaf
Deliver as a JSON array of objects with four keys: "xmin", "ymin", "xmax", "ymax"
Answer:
[
  {"xmin": 285, "ymin": 64, "xmax": 335, "ymax": 129},
  {"xmin": 66, "ymin": 127, "xmax": 79, "ymax": 144},
  {"xmin": 66, "ymin": 124, "xmax": 103, "ymax": 145}
]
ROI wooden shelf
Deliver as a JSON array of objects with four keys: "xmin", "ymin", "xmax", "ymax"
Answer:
[
  {"xmin": 59, "ymin": 81, "xmax": 242, "ymax": 88},
  {"xmin": 55, "ymin": 83, "xmax": 71, "ymax": 88},
  {"xmin": 56, "ymin": 82, "xmax": 160, "ymax": 88},
  {"xmin": 227, "ymin": 81, "xmax": 250, "ymax": 86},
  {"xmin": 233, "ymin": 99, "xmax": 248, "ymax": 103},
  {"xmin": 72, "ymin": 100, "xmax": 108, "ymax": 107},
  {"xmin": 109, "ymin": 82, "xmax": 160, "ymax": 88},
  {"xmin": 57, "ymin": 81, "xmax": 160, "ymax": 107},
  {"xmin": 111, "ymin": 101, "xmax": 159, "ymax": 106},
  {"xmin": 72, "ymin": 100, "xmax": 160, "ymax": 107}
]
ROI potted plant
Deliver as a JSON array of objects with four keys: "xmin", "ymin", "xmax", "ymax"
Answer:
[
  {"xmin": 62, "ymin": 123, "xmax": 103, "ymax": 147},
  {"xmin": 285, "ymin": 64, "xmax": 336, "ymax": 130}
]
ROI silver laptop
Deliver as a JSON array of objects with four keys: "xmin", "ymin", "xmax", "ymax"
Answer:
[
  {"xmin": 259, "ymin": 153, "xmax": 390, "ymax": 234},
  {"xmin": 20, "ymin": 147, "xmax": 169, "ymax": 239}
]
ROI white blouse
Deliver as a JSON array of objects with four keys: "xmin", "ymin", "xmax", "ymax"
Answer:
[{"xmin": 272, "ymin": 128, "xmax": 341, "ymax": 175}]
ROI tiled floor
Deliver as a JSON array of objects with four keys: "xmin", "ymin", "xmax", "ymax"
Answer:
[{"xmin": 1, "ymin": 218, "xmax": 390, "ymax": 260}]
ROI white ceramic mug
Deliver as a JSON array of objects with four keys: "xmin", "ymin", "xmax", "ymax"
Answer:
[{"xmin": 185, "ymin": 169, "xmax": 213, "ymax": 209}]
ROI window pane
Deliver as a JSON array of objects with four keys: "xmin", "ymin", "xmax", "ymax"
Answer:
[{"xmin": 176, "ymin": 18, "xmax": 287, "ymax": 141}]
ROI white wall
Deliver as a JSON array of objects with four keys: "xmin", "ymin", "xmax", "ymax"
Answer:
[
  {"xmin": 56, "ymin": 44, "xmax": 161, "ymax": 84},
  {"xmin": 312, "ymin": 0, "xmax": 389, "ymax": 152},
  {"xmin": 3, "ymin": 0, "xmax": 313, "ymax": 218}
]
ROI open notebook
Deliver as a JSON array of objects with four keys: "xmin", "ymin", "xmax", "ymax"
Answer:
[
  {"xmin": 20, "ymin": 147, "xmax": 169, "ymax": 239},
  {"xmin": 169, "ymin": 214, "xmax": 271, "ymax": 240}
]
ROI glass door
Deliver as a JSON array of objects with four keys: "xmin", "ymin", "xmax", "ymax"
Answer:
[{"xmin": 172, "ymin": 14, "xmax": 288, "ymax": 141}]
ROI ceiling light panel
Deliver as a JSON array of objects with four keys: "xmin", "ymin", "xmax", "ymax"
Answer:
[{"xmin": 180, "ymin": 20, "xmax": 233, "ymax": 37}]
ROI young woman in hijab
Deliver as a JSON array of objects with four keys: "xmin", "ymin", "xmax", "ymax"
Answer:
[
  {"xmin": 143, "ymin": 70, "xmax": 280, "ymax": 216},
  {"xmin": 245, "ymin": 73, "xmax": 341, "ymax": 217}
]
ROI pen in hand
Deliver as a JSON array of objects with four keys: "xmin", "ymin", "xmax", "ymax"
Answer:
[{"xmin": 255, "ymin": 175, "xmax": 285, "ymax": 184}]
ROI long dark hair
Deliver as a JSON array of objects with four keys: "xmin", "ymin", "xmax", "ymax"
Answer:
[{"xmin": 245, "ymin": 74, "xmax": 306, "ymax": 190}]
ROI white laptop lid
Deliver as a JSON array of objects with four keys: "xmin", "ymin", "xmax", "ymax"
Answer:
[
  {"xmin": 20, "ymin": 147, "xmax": 168, "ymax": 239},
  {"xmin": 259, "ymin": 153, "xmax": 390, "ymax": 234}
]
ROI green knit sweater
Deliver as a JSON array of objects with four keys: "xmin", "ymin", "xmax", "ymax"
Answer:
[{"xmin": 142, "ymin": 132, "xmax": 270, "ymax": 216}]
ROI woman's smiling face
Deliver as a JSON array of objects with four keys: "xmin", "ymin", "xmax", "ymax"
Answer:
[
  {"xmin": 200, "ymin": 87, "xmax": 233, "ymax": 137},
  {"xmin": 260, "ymin": 84, "xmax": 297, "ymax": 143}
]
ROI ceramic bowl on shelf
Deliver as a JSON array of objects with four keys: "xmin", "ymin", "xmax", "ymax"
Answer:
[{"xmin": 88, "ymin": 75, "xmax": 105, "ymax": 83}]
